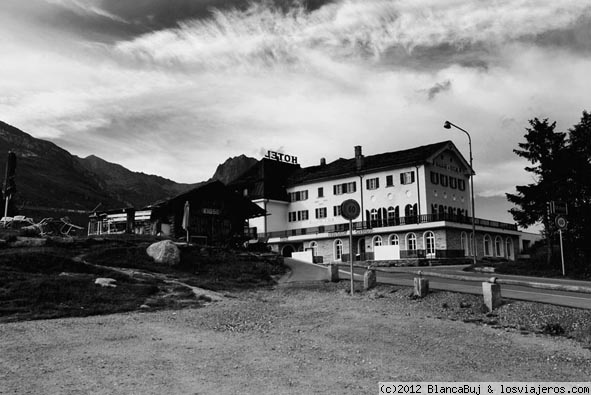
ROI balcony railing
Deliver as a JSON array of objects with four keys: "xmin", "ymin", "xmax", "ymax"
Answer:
[{"xmin": 264, "ymin": 213, "xmax": 517, "ymax": 239}]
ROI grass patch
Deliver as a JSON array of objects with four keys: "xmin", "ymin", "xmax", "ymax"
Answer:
[
  {"xmin": 0, "ymin": 250, "xmax": 160, "ymax": 322},
  {"xmin": 85, "ymin": 245, "xmax": 288, "ymax": 291},
  {"xmin": 0, "ymin": 241, "xmax": 287, "ymax": 322}
]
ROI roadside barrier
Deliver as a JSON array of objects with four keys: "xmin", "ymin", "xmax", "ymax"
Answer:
[{"xmin": 336, "ymin": 263, "xmax": 591, "ymax": 311}]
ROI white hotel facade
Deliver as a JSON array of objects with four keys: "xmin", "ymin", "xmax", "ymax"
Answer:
[{"xmin": 232, "ymin": 141, "xmax": 525, "ymax": 264}]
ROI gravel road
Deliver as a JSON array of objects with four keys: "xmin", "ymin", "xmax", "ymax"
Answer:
[{"xmin": 1, "ymin": 283, "xmax": 590, "ymax": 395}]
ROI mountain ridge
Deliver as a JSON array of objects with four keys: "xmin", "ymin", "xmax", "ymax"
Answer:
[{"xmin": 0, "ymin": 120, "xmax": 258, "ymax": 223}]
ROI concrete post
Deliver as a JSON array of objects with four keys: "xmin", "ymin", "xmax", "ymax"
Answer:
[
  {"xmin": 482, "ymin": 278, "xmax": 502, "ymax": 311},
  {"xmin": 414, "ymin": 275, "xmax": 429, "ymax": 298},
  {"xmin": 328, "ymin": 263, "xmax": 339, "ymax": 282},
  {"xmin": 363, "ymin": 267, "xmax": 377, "ymax": 290}
]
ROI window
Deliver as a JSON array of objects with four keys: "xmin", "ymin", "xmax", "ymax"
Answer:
[
  {"xmin": 404, "ymin": 204, "xmax": 414, "ymax": 217},
  {"xmin": 424, "ymin": 231, "xmax": 435, "ymax": 256},
  {"xmin": 387, "ymin": 206, "xmax": 396, "ymax": 220},
  {"xmin": 386, "ymin": 175, "xmax": 394, "ymax": 187},
  {"xmin": 430, "ymin": 171, "xmax": 439, "ymax": 185},
  {"xmin": 440, "ymin": 174, "xmax": 448, "ymax": 187},
  {"xmin": 505, "ymin": 238, "xmax": 514, "ymax": 260},
  {"xmin": 389, "ymin": 234, "xmax": 399, "ymax": 246},
  {"xmin": 406, "ymin": 233, "xmax": 417, "ymax": 250},
  {"xmin": 484, "ymin": 235, "xmax": 493, "ymax": 257},
  {"xmin": 289, "ymin": 210, "xmax": 308, "ymax": 221},
  {"xmin": 461, "ymin": 232, "xmax": 470, "ymax": 256},
  {"xmin": 289, "ymin": 190, "xmax": 308, "ymax": 202},
  {"xmin": 315, "ymin": 207, "xmax": 327, "ymax": 219},
  {"xmin": 370, "ymin": 209, "xmax": 378, "ymax": 222},
  {"xmin": 495, "ymin": 236, "xmax": 504, "ymax": 257},
  {"xmin": 334, "ymin": 239, "xmax": 343, "ymax": 261},
  {"xmin": 458, "ymin": 179, "xmax": 466, "ymax": 191},
  {"xmin": 450, "ymin": 177, "xmax": 457, "ymax": 189},
  {"xmin": 318, "ymin": 187, "xmax": 324, "ymax": 198},
  {"xmin": 333, "ymin": 182, "xmax": 356, "ymax": 195},
  {"xmin": 400, "ymin": 171, "xmax": 415, "ymax": 185},
  {"xmin": 333, "ymin": 205, "xmax": 342, "ymax": 217},
  {"xmin": 373, "ymin": 235, "xmax": 382, "ymax": 247},
  {"xmin": 366, "ymin": 177, "xmax": 379, "ymax": 190}
]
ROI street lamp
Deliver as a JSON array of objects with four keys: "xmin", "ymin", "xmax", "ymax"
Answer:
[{"xmin": 444, "ymin": 121, "xmax": 477, "ymax": 265}]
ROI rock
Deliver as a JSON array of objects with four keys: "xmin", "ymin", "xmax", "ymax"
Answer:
[
  {"xmin": 95, "ymin": 278, "xmax": 117, "ymax": 287},
  {"xmin": 146, "ymin": 240, "xmax": 181, "ymax": 265}
]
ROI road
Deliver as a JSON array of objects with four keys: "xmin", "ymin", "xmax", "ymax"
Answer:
[{"xmin": 281, "ymin": 258, "xmax": 591, "ymax": 309}]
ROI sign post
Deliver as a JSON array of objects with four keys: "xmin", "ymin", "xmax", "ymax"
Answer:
[
  {"xmin": 555, "ymin": 215, "xmax": 567, "ymax": 276},
  {"xmin": 341, "ymin": 199, "xmax": 361, "ymax": 296}
]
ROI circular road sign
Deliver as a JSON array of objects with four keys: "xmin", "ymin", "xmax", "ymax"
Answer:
[
  {"xmin": 555, "ymin": 215, "xmax": 568, "ymax": 230},
  {"xmin": 341, "ymin": 199, "xmax": 361, "ymax": 220}
]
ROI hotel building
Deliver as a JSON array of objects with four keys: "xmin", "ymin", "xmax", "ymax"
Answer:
[{"xmin": 231, "ymin": 141, "xmax": 525, "ymax": 264}]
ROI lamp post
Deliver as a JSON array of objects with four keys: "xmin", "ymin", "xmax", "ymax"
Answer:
[{"xmin": 444, "ymin": 121, "xmax": 477, "ymax": 264}]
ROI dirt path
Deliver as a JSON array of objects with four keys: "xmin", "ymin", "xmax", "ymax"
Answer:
[{"xmin": 1, "ymin": 283, "xmax": 590, "ymax": 395}]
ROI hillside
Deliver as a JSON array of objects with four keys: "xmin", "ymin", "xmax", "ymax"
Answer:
[
  {"xmin": 0, "ymin": 120, "xmax": 258, "ymax": 225},
  {"xmin": 0, "ymin": 121, "xmax": 124, "ymax": 216},
  {"xmin": 76, "ymin": 155, "xmax": 198, "ymax": 208}
]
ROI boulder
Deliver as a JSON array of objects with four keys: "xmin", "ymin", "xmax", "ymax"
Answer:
[
  {"xmin": 146, "ymin": 240, "xmax": 181, "ymax": 266},
  {"xmin": 95, "ymin": 278, "xmax": 117, "ymax": 287}
]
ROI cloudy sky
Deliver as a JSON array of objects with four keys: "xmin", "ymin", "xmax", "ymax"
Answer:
[{"xmin": 1, "ymin": 0, "xmax": 590, "ymax": 227}]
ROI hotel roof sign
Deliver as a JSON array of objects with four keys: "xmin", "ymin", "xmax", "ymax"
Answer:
[{"xmin": 264, "ymin": 150, "xmax": 298, "ymax": 164}]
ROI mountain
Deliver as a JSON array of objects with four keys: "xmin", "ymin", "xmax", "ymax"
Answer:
[
  {"xmin": 76, "ymin": 155, "xmax": 199, "ymax": 208},
  {"xmin": 0, "ymin": 121, "xmax": 124, "ymax": 214},
  {"xmin": 0, "ymin": 120, "xmax": 258, "ymax": 226},
  {"xmin": 210, "ymin": 155, "xmax": 258, "ymax": 185}
]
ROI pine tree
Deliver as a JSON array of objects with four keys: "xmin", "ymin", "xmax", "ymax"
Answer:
[{"xmin": 506, "ymin": 118, "xmax": 566, "ymax": 264}]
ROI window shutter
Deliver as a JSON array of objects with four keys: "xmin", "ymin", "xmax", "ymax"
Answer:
[
  {"xmin": 376, "ymin": 178, "xmax": 380, "ymax": 188},
  {"xmin": 400, "ymin": 173, "xmax": 404, "ymax": 184},
  {"xmin": 411, "ymin": 172, "xmax": 415, "ymax": 183}
]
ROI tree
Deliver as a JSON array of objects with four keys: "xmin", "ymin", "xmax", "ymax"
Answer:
[
  {"xmin": 507, "ymin": 113, "xmax": 591, "ymax": 269},
  {"xmin": 506, "ymin": 118, "xmax": 566, "ymax": 263},
  {"xmin": 564, "ymin": 111, "xmax": 591, "ymax": 263}
]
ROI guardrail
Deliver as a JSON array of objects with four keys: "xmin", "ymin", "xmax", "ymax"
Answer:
[{"xmin": 330, "ymin": 264, "xmax": 591, "ymax": 310}]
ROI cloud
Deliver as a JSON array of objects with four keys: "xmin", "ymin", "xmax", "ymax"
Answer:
[
  {"xmin": 114, "ymin": 0, "xmax": 591, "ymax": 71},
  {"xmin": 2, "ymin": 0, "xmax": 591, "ymax": 211},
  {"xmin": 44, "ymin": 0, "xmax": 129, "ymax": 23},
  {"xmin": 426, "ymin": 80, "xmax": 451, "ymax": 100}
]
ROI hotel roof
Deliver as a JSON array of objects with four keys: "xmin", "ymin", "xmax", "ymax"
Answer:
[{"xmin": 287, "ymin": 140, "xmax": 470, "ymax": 186}]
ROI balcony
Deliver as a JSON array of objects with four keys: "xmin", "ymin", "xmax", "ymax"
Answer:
[{"xmin": 264, "ymin": 213, "xmax": 517, "ymax": 239}]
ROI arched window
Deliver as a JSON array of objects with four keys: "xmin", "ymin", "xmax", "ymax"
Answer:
[
  {"xmin": 309, "ymin": 241, "xmax": 318, "ymax": 257},
  {"xmin": 424, "ymin": 231, "xmax": 435, "ymax": 256},
  {"xmin": 505, "ymin": 238, "xmax": 514, "ymax": 260},
  {"xmin": 373, "ymin": 235, "xmax": 383, "ymax": 247},
  {"xmin": 404, "ymin": 204, "xmax": 414, "ymax": 217},
  {"xmin": 483, "ymin": 235, "xmax": 493, "ymax": 257},
  {"xmin": 460, "ymin": 232, "xmax": 470, "ymax": 256},
  {"xmin": 334, "ymin": 239, "xmax": 343, "ymax": 261},
  {"xmin": 387, "ymin": 206, "xmax": 396, "ymax": 225},
  {"xmin": 406, "ymin": 233, "xmax": 417, "ymax": 251},
  {"xmin": 389, "ymin": 234, "xmax": 399, "ymax": 246},
  {"xmin": 495, "ymin": 236, "xmax": 504, "ymax": 257}
]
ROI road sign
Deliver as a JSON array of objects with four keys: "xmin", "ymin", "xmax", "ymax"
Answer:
[
  {"xmin": 341, "ymin": 199, "xmax": 360, "ymax": 220},
  {"xmin": 555, "ymin": 215, "xmax": 567, "ymax": 230},
  {"xmin": 550, "ymin": 201, "xmax": 568, "ymax": 215}
]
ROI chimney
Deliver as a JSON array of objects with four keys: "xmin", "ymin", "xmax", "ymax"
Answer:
[
  {"xmin": 355, "ymin": 145, "xmax": 364, "ymax": 171},
  {"xmin": 354, "ymin": 145, "xmax": 362, "ymax": 158},
  {"xmin": 320, "ymin": 158, "xmax": 326, "ymax": 166}
]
